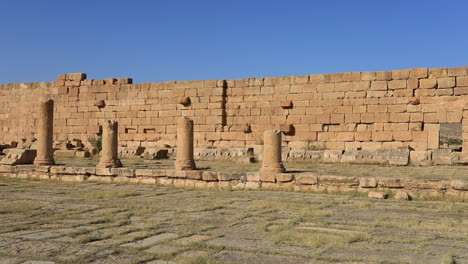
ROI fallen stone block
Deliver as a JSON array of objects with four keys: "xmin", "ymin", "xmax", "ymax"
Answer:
[
  {"xmin": 395, "ymin": 191, "xmax": 410, "ymax": 200},
  {"xmin": 368, "ymin": 191, "xmax": 388, "ymax": 199},
  {"xmin": 75, "ymin": 150, "xmax": 91, "ymax": 158},
  {"xmin": 450, "ymin": 179, "xmax": 468, "ymax": 191},
  {"xmin": 119, "ymin": 146, "xmax": 145, "ymax": 158},
  {"xmin": 142, "ymin": 147, "xmax": 169, "ymax": 159},
  {"xmin": 0, "ymin": 149, "xmax": 37, "ymax": 165}
]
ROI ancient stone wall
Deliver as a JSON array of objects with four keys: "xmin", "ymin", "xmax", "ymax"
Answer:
[{"xmin": 1, "ymin": 67, "xmax": 468, "ymax": 151}]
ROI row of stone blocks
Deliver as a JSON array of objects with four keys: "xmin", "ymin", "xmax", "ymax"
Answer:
[
  {"xmin": 286, "ymin": 148, "xmax": 468, "ymax": 165},
  {"xmin": 0, "ymin": 164, "xmax": 466, "ymax": 200}
]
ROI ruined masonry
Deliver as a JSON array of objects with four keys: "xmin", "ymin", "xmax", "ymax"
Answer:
[{"xmin": 1, "ymin": 67, "xmax": 468, "ymax": 164}]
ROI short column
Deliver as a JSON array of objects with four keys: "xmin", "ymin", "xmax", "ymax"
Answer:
[
  {"xmin": 34, "ymin": 99, "xmax": 55, "ymax": 165},
  {"xmin": 175, "ymin": 117, "xmax": 196, "ymax": 170},
  {"xmin": 97, "ymin": 120, "xmax": 122, "ymax": 168},
  {"xmin": 260, "ymin": 130, "xmax": 285, "ymax": 173}
]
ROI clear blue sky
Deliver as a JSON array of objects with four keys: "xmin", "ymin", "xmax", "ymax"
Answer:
[{"xmin": 1, "ymin": 0, "xmax": 467, "ymax": 84}]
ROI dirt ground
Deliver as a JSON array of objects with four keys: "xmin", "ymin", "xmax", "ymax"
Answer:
[{"xmin": 0, "ymin": 177, "xmax": 466, "ymax": 264}]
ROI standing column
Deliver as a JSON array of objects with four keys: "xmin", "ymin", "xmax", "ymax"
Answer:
[
  {"xmin": 97, "ymin": 120, "xmax": 122, "ymax": 168},
  {"xmin": 261, "ymin": 130, "xmax": 285, "ymax": 173},
  {"xmin": 34, "ymin": 99, "xmax": 55, "ymax": 165},
  {"xmin": 175, "ymin": 117, "xmax": 196, "ymax": 170}
]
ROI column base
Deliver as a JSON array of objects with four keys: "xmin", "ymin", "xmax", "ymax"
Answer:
[
  {"xmin": 175, "ymin": 159, "xmax": 196, "ymax": 170},
  {"xmin": 260, "ymin": 163, "xmax": 286, "ymax": 174},
  {"xmin": 34, "ymin": 157, "xmax": 55, "ymax": 166},
  {"xmin": 97, "ymin": 159, "xmax": 122, "ymax": 168}
]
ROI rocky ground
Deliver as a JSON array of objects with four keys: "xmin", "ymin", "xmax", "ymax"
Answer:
[{"xmin": 0, "ymin": 177, "xmax": 466, "ymax": 264}]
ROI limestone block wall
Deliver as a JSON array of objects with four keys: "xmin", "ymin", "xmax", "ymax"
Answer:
[{"xmin": 0, "ymin": 66, "xmax": 468, "ymax": 151}]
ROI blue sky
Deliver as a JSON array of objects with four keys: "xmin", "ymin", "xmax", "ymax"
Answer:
[{"xmin": 1, "ymin": 0, "xmax": 467, "ymax": 84}]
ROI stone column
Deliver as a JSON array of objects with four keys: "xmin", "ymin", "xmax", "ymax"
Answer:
[
  {"xmin": 175, "ymin": 117, "xmax": 196, "ymax": 170},
  {"xmin": 97, "ymin": 120, "xmax": 122, "ymax": 168},
  {"xmin": 34, "ymin": 99, "xmax": 55, "ymax": 165},
  {"xmin": 261, "ymin": 130, "xmax": 285, "ymax": 173}
]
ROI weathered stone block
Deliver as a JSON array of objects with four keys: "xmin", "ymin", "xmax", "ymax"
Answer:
[
  {"xmin": 295, "ymin": 173, "xmax": 318, "ymax": 185},
  {"xmin": 111, "ymin": 168, "xmax": 135, "ymax": 177},
  {"xmin": 450, "ymin": 179, "xmax": 468, "ymax": 190},
  {"xmin": 319, "ymin": 175, "xmax": 359, "ymax": 186},
  {"xmin": 395, "ymin": 191, "xmax": 410, "ymax": 200},
  {"xmin": 119, "ymin": 146, "xmax": 145, "ymax": 158},
  {"xmin": 323, "ymin": 150, "xmax": 343, "ymax": 163},
  {"xmin": 276, "ymin": 173, "xmax": 294, "ymax": 182},
  {"xmin": 368, "ymin": 191, "xmax": 387, "ymax": 199},
  {"xmin": 143, "ymin": 147, "xmax": 169, "ymax": 160},
  {"xmin": 432, "ymin": 149, "xmax": 455, "ymax": 165},
  {"xmin": 359, "ymin": 177, "xmax": 377, "ymax": 188},
  {"xmin": 409, "ymin": 151, "xmax": 432, "ymax": 165},
  {"xmin": 0, "ymin": 149, "xmax": 37, "ymax": 165}
]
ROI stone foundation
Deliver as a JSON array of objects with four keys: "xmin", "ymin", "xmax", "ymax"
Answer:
[{"xmin": 0, "ymin": 165, "xmax": 466, "ymax": 200}]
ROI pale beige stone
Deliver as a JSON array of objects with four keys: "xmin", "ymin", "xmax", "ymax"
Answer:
[
  {"xmin": 97, "ymin": 120, "xmax": 122, "ymax": 168},
  {"xmin": 368, "ymin": 191, "xmax": 388, "ymax": 199},
  {"xmin": 175, "ymin": 117, "xmax": 196, "ymax": 170},
  {"xmin": 34, "ymin": 100, "xmax": 55, "ymax": 165},
  {"xmin": 260, "ymin": 130, "xmax": 285, "ymax": 174}
]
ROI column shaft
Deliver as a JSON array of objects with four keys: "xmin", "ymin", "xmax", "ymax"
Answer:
[{"xmin": 34, "ymin": 99, "xmax": 55, "ymax": 165}]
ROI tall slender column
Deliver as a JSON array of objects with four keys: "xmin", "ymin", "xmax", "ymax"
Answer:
[
  {"xmin": 97, "ymin": 120, "xmax": 122, "ymax": 168},
  {"xmin": 34, "ymin": 99, "xmax": 55, "ymax": 165},
  {"xmin": 261, "ymin": 130, "xmax": 285, "ymax": 173},
  {"xmin": 175, "ymin": 117, "xmax": 196, "ymax": 170}
]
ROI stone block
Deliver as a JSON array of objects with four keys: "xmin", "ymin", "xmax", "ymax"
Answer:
[
  {"xmin": 276, "ymin": 173, "xmax": 294, "ymax": 182},
  {"xmin": 432, "ymin": 149, "xmax": 454, "ymax": 165},
  {"xmin": 419, "ymin": 78, "xmax": 437, "ymax": 89},
  {"xmin": 375, "ymin": 149, "xmax": 409, "ymax": 166},
  {"xmin": 359, "ymin": 177, "xmax": 377, "ymax": 188},
  {"xmin": 456, "ymin": 75, "xmax": 468, "ymax": 86},
  {"xmin": 395, "ymin": 191, "xmax": 410, "ymax": 200},
  {"xmin": 409, "ymin": 68, "xmax": 428, "ymax": 78},
  {"xmin": 143, "ymin": 147, "xmax": 169, "ymax": 159},
  {"xmin": 448, "ymin": 66, "xmax": 467, "ymax": 76},
  {"xmin": 368, "ymin": 191, "xmax": 387, "ymax": 199},
  {"xmin": 75, "ymin": 150, "xmax": 91, "ymax": 158},
  {"xmin": 187, "ymin": 170, "xmax": 202, "ymax": 180},
  {"xmin": 323, "ymin": 150, "xmax": 343, "ymax": 163},
  {"xmin": 111, "ymin": 168, "xmax": 135, "ymax": 177},
  {"xmin": 119, "ymin": 146, "xmax": 145, "ymax": 158},
  {"xmin": 450, "ymin": 179, "xmax": 468, "ymax": 190},
  {"xmin": 409, "ymin": 151, "xmax": 432, "ymax": 165},
  {"xmin": 246, "ymin": 172, "xmax": 260, "ymax": 182},
  {"xmin": 319, "ymin": 175, "xmax": 359, "ymax": 186},
  {"xmin": 0, "ymin": 149, "xmax": 37, "ymax": 165},
  {"xmin": 437, "ymin": 77, "xmax": 455, "ymax": 88},
  {"xmin": 295, "ymin": 173, "xmax": 318, "ymax": 185},
  {"xmin": 379, "ymin": 178, "xmax": 402, "ymax": 188},
  {"xmin": 260, "ymin": 172, "xmax": 276, "ymax": 183},
  {"xmin": 202, "ymin": 171, "xmax": 218, "ymax": 181},
  {"xmin": 392, "ymin": 69, "xmax": 410, "ymax": 79}
]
